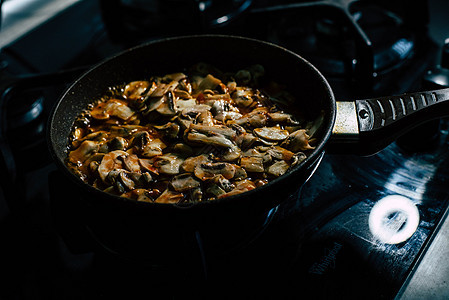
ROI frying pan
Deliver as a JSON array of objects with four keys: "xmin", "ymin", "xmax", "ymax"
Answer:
[{"xmin": 47, "ymin": 35, "xmax": 449, "ymax": 255}]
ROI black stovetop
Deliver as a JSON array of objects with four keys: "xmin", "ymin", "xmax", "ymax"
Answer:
[{"xmin": 1, "ymin": 0, "xmax": 449, "ymax": 299}]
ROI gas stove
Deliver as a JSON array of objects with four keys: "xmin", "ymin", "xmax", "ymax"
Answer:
[{"xmin": 1, "ymin": 0, "xmax": 449, "ymax": 298}]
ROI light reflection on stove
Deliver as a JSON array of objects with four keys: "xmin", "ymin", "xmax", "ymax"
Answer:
[{"xmin": 368, "ymin": 195, "xmax": 420, "ymax": 244}]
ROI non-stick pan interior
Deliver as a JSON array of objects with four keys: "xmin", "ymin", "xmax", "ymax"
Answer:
[{"xmin": 49, "ymin": 35, "xmax": 335, "ymax": 168}]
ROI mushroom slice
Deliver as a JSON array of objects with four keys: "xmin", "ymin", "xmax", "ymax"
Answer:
[
  {"xmin": 149, "ymin": 80, "xmax": 180, "ymax": 97},
  {"xmin": 194, "ymin": 162, "xmax": 236, "ymax": 181},
  {"xmin": 171, "ymin": 143, "xmax": 194, "ymax": 157},
  {"xmin": 189, "ymin": 187, "xmax": 203, "ymax": 202},
  {"xmin": 153, "ymin": 122, "xmax": 180, "ymax": 139},
  {"xmin": 68, "ymin": 140, "xmax": 100, "ymax": 165},
  {"xmin": 118, "ymin": 170, "xmax": 136, "ymax": 190},
  {"xmin": 154, "ymin": 189, "xmax": 184, "ymax": 204},
  {"xmin": 123, "ymin": 81, "xmax": 150, "ymax": 100},
  {"xmin": 197, "ymin": 110, "xmax": 215, "ymax": 126},
  {"xmin": 268, "ymin": 112, "xmax": 299, "ymax": 125},
  {"xmin": 131, "ymin": 131, "xmax": 151, "ymax": 151},
  {"xmin": 235, "ymin": 107, "xmax": 269, "ymax": 128},
  {"xmin": 154, "ymin": 154, "xmax": 185, "ymax": 175},
  {"xmin": 138, "ymin": 158, "xmax": 159, "ymax": 175},
  {"xmin": 205, "ymin": 185, "xmax": 226, "ymax": 198},
  {"xmin": 176, "ymin": 99, "xmax": 196, "ymax": 110},
  {"xmin": 290, "ymin": 152, "xmax": 307, "ymax": 168},
  {"xmin": 126, "ymin": 189, "xmax": 156, "ymax": 203},
  {"xmin": 180, "ymin": 154, "xmax": 210, "ymax": 173},
  {"xmin": 280, "ymin": 129, "xmax": 315, "ymax": 152},
  {"xmin": 233, "ymin": 165, "xmax": 248, "ymax": 180},
  {"xmin": 254, "ymin": 126, "xmax": 289, "ymax": 141},
  {"xmin": 212, "ymin": 175, "xmax": 234, "ymax": 192},
  {"xmin": 240, "ymin": 156, "xmax": 264, "ymax": 173},
  {"xmin": 217, "ymin": 179, "xmax": 256, "ymax": 199},
  {"xmin": 97, "ymin": 150, "xmax": 128, "ymax": 182},
  {"xmin": 236, "ymin": 132, "xmax": 257, "ymax": 150},
  {"xmin": 141, "ymin": 138, "xmax": 167, "ymax": 158},
  {"xmin": 181, "ymin": 104, "xmax": 211, "ymax": 119},
  {"xmin": 212, "ymin": 144, "xmax": 242, "ymax": 162},
  {"xmin": 91, "ymin": 99, "xmax": 134, "ymax": 120},
  {"xmin": 108, "ymin": 136, "xmax": 128, "ymax": 151},
  {"xmin": 266, "ymin": 160, "xmax": 290, "ymax": 178},
  {"xmin": 156, "ymin": 91, "xmax": 178, "ymax": 116},
  {"xmin": 232, "ymin": 87, "xmax": 254, "ymax": 107},
  {"xmin": 266, "ymin": 146, "xmax": 295, "ymax": 161},
  {"xmin": 170, "ymin": 173, "xmax": 201, "ymax": 192},
  {"xmin": 189, "ymin": 124, "xmax": 236, "ymax": 140},
  {"xmin": 195, "ymin": 74, "xmax": 222, "ymax": 92},
  {"xmin": 186, "ymin": 131, "xmax": 235, "ymax": 148},
  {"xmin": 163, "ymin": 72, "xmax": 187, "ymax": 82},
  {"xmin": 122, "ymin": 154, "xmax": 141, "ymax": 173}
]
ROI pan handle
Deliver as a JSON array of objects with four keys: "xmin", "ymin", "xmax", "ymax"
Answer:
[{"xmin": 328, "ymin": 87, "xmax": 449, "ymax": 156}]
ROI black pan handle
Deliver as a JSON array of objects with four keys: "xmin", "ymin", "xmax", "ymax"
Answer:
[{"xmin": 328, "ymin": 87, "xmax": 449, "ymax": 156}]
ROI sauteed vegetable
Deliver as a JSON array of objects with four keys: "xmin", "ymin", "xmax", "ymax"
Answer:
[{"xmin": 66, "ymin": 63, "xmax": 321, "ymax": 204}]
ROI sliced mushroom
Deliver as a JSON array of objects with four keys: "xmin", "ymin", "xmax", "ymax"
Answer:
[
  {"xmin": 170, "ymin": 173, "xmax": 201, "ymax": 192},
  {"xmin": 176, "ymin": 99, "xmax": 196, "ymax": 110},
  {"xmin": 240, "ymin": 156, "xmax": 264, "ymax": 173},
  {"xmin": 266, "ymin": 160, "xmax": 290, "ymax": 177},
  {"xmin": 141, "ymin": 138, "xmax": 167, "ymax": 158},
  {"xmin": 189, "ymin": 124, "xmax": 236, "ymax": 140},
  {"xmin": 122, "ymin": 154, "xmax": 141, "ymax": 173},
  {"xmin": 280, "ymin": 129, "xmax": 315, "ymax": 152},
  {"xmin": 232, "ymin": 87, "xmax": 254, "ymax": 107},
  {"xmin": 235, "ymin": 107, "xmax": 269, "ymax": 128},
  {"xmin": 205, "ymin": 184, "xmax": 226, "ymax": 198},
  {"xmin": 154, "ymin": 189, "xmax": 184, "ymax": 204},
  {"xmin": 233, "ymin": 165, "xmax": 248, "ymax": 180},
  {"xmin": 97, "ymin": 150, "xmax": 128, "ymax": 182},
  {"xmin": 153, "ymin": 122, "xmax": 180, "ymax": 139},
  {"xmin": 211, "ymin": 175, "xmax": 234, "ymax": 192},
  {"xmin": 217, "ymin": 179, "xmax": 256, "ymax": 199},
  {"xmin": 181, "ymin": 104, "xmax": 212, "ymax": 119},
  {"xmin": 108, "ymin": 136, "xmax": 128, "ymax": 151},
  {"xmin": 266, "ymin": 146, "xmax": 295, "ymax": 161},
  {"xmin": 154, "ymin": 154, "xmax": 185, "ymax": 175},
  {"xmin": 118, "ymin": 170, "xmax": 136, "ymax": 190},
  {"xmin": 180, "ymin": 154, "xmax": 210, "ymax": 173},
  {"xmin": 123, "ymin": 81, "xmax": 150, "ymax": 100},
  {"xmin": 68, "ymin": 140, "xmax": 100, "ymax": 165},
  {"xmin": 170, "ymin": 143, "xmax": 193, "ymax": 158},
  {"xmin": 156, "ymin": 91, "xmax": 178, "ymax": 116},
  {"xmin": 268, "ymin": 112, "xmax": 299, "ymax": 125},
  {"xmin": 196, "ymin": 110, "xmax": 215, "ymax": 126},
  {"xmin": 254, "ymin": 126, "xmax": 289, "ymax": 141},
  {"xmin": 194, "ymin": 162, "xmax": 236, "ymax": 181},
  {"xmin": 189, "ymin": 187, "xmax": 203, "ymax": 202},
  {"xmin": 186, "ymin": 131, "xmax": 235, "ymax": 148},
  {"xmin": 195, "ymin": 74, "xmax": 222, "ymax": 92},
  {"xmin": 290, "ymin": 152, "xmax": 307, "ymax": 168},
  {"xmin": 126, "ymin": 188, "xmax": 156, "ymax": 203},
  {"xmin": 138, "ymin": 158, "xmax": 159, "ymax": 175},
  {"xmin": 211, "ymin": 144, "xmax": 242, "ymax": 162},
  {"xmin": 67, "ymin": 67, "xmax": 322, "ymax": 204},
  {"xmin": 91, "ymin": 99, "xmax": 134, "ymax": 120},
  {"xmin": 149, "ymin": 79, "xmax": 180, "ymax": 98}
]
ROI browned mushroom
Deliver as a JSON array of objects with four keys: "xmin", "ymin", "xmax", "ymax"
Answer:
[{"xmin": 67, "ymin": 64, "xmax": 321, "ymax": 204}]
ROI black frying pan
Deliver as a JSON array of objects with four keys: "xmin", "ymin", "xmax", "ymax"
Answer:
[{"xmin": 47, "ymin": 35, "xmax": 449, "ymax": 254}]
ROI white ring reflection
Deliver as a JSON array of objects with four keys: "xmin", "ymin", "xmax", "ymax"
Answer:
[{"xmin": 368, "ymin": 195, "xmax": 420, "ymax": 244}]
